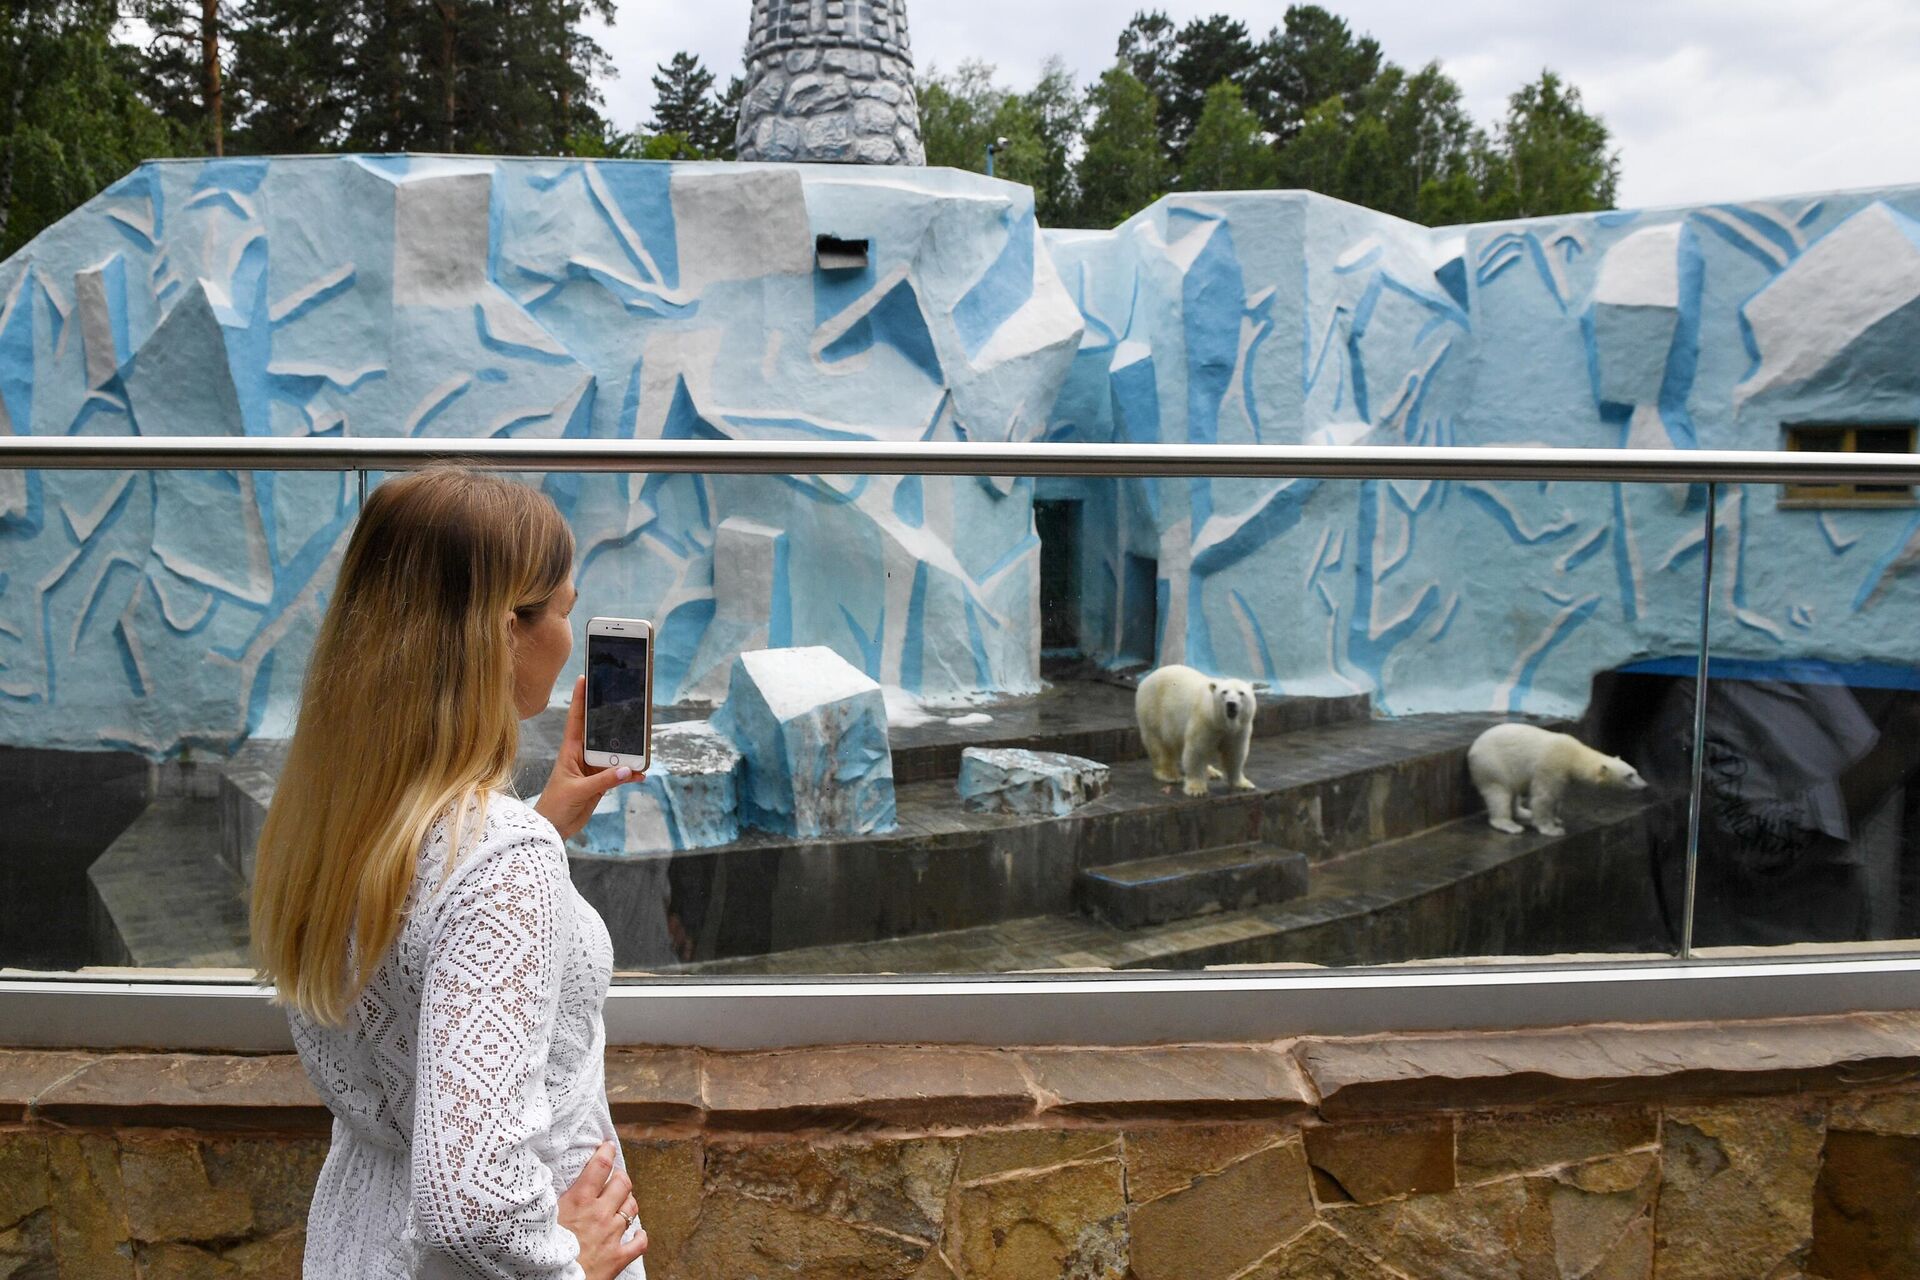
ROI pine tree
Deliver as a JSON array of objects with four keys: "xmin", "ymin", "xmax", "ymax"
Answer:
[
  {"xmin": 648, "ymin": 52, "xmax": 728, "ymax": 158},
  {"xmin": 1076, "ymin": 65, "xmax": 1163, "ymax": 228},
  {"xmin": 224, "ymin": 0, "xmax": 357, "ymax": 153},
  {"xmin": 1259, "ymin": 4, "xmax": 1382, "ymax": 142},
  {"xmin": 129, "ymin": 0, "xmax": 229, "ymax": 154},
  {"xmin": 1164, "ymin": 14, "xmax": 1259, "ymax": 160}
]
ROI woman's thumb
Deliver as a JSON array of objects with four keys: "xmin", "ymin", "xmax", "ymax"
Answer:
[{"xmin": 601, "ymin": 764, "xmax": 638, "ymax": 793}]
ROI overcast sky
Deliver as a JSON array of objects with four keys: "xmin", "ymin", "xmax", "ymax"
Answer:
[{"xmin": 584, "ymin": 0, "xmax": 1920, "ymax": 211}]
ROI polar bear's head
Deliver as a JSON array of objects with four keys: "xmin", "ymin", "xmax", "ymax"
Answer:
[
  {"xmin": 1591, "ymin": 754, "xmax": 1648, "ymax": 790},
  {"xmin": 1208, "ymin": 678, "xmax": 1256, "ymax": 729}
]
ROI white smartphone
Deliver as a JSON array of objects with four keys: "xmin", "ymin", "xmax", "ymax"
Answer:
[{"xmin": 584, "ymin": 617, "xmax": 654, "ymax": 773}]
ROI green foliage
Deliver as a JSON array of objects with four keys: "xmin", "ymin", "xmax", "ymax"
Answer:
[
  {"xmin": 1180, "ymin": 81, "xmax": 1274, "ymax": 194},
  {"xmin": 1492, "ymin": 70, "xmax": 1621, "ymax": 218},
  {"xmin": 0, "ymin": 1, "xmax": 1629, "ymax": 256},
  {"xmin": 1, "ymin": 2, "xmax": 190, "ymax": 258},
  {"xmin": 1259, "ymin": 4, "xmax": 1382, "ymax": 142},
  {"xmin": 649, "ymin": 52, "xmax": 731, "ymax": 159},
  {"xmin": 1077, "ymin": 65, "xmax": 1164, "ymax": 229},
  {"xmin": 917, "ymin": 58, "xmax": 1079, "ymax": 224}
]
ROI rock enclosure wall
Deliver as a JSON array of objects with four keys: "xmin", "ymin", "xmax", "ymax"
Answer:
[
  {"xmin": 5, "ymin": 160, "xmax": 1920, "ymax": 755},
  {"xmin": 5, "ymin": 1014, "xmax": 1920, "ymax": 1277}
]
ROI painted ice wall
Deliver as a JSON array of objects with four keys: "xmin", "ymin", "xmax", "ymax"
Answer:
[
  {"xmin": 5, "ymin": 155, "xmax": 1920, "ymax": 755},
  {"xmin": 0, "ymin": 156, "xmax": 1080, "ymax": 753},
  {"xmin": 1042, "ymin": 186, "xmax": 1920, "ymax": 714}
]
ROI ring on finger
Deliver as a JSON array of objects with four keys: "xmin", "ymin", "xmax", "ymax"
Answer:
[{"xmin": 619, "ymin": 1209, "xmax": 636, "ymax": 1227}]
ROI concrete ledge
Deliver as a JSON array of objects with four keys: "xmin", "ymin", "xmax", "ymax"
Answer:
[{"xmin": 8, "ymin": 1012, "xmax": 1920, "ymax": 1134}]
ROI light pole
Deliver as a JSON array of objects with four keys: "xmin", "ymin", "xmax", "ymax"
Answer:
[{"xmin": 985, "ymin": 135, "xmax": 1010, "ymax": 178}]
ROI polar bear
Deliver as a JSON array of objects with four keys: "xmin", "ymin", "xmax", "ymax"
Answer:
[
  {"xmin": 1136, "ymin": 665, "xmax": 1258, "ymax": 797},
  {"xmin": 1467, "ymin": 723, "xmax": 1648, "ymax": 837}
]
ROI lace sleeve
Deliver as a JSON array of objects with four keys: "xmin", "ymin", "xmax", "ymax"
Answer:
[{"xmin": 410, "ymin": 829, "xmax": 586, "ymax": 1280}]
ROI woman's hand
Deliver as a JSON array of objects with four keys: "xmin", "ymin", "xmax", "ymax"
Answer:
[
  {"xmin": 557, "ymin": 1141, "xmax": 648, "ymax": 1280},
  {"xmin": 534, "ymin": 675, "xmax": 644, "ymax": 842}
]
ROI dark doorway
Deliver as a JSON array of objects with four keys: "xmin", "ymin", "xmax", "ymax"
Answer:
[
  {"xmin": 1034, "ymin": 498, "xmax": 1083, "ymax": 653},
  {"xmin": 1122, "ymin": 553, "xmax": 1158, "ymax": 663}
]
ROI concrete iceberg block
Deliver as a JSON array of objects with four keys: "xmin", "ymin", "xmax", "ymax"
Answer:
[
  {"xmin": 626, "ymin": 720, "xmax": 743, "ymax": 853},
  {"xmin": 713, "ymin": 646, "xmax": 896, "ymax": 838},
  {"xmin": 958, "ymin": 747, "xmax": 1111, "ymax": 817}
]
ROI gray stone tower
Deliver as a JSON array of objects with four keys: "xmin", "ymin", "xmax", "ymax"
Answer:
[{"xmin": 736, "ymin": 0, "xmax": 926, "ymax": 165}]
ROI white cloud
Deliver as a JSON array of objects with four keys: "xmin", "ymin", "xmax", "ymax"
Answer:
[{"xmin": 585, "ymin": 0, "xmax": 1920, "ymax": 209}]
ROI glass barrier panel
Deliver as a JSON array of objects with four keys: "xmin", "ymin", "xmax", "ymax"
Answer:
[
  {"xmin": 0, "ymin": 467, "xmax": 1706, "ymax": 979},
  {"xmin": 1691, "ymin": 479, "xmax": 1920, "ymax": 957},
  {"xmin": 0, "ymin": 466, "xmax": 354, "ymax": 974}
]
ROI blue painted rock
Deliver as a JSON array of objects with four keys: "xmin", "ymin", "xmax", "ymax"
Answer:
[
  {"xmin": 958, "ymin": 747, "xmax": 1110, "ymax": 817},
  {"xmin": 713, "ymin": 646, "xmax": 896, "ymax": 838}
]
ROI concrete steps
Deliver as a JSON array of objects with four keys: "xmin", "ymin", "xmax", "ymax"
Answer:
[
  {"xmin": 581, "ymin": 710, "xmax": 1507, "ymax": 968},
  {"xmin": 1075, "ymin": 843, "xmax": 1310, "ymax": 930},
  {"xmin": 85, "ymin": 798, "xmax": 248, "ymax": 969},
  {"xmin": 668, "ymin": 791, "xmax": 1672, "ymax": 976}
]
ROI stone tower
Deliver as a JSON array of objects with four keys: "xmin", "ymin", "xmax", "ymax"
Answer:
[{"xmin": 736, "ymin": 0, "xmax": 926, "ymax": 165}]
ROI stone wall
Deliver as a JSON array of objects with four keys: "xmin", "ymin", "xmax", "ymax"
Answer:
[
  {"xmin": 736, "ymin": 0, "xmax": 925, "ymax": 163},
  {"xmin": 5, "ymin": 1013, "xmax": 1920, "ymax": 1276}
]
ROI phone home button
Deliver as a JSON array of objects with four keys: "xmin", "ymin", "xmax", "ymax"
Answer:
[{"xmin": 609, "ymin": 755, "xmax": 621, "ymax": 766}]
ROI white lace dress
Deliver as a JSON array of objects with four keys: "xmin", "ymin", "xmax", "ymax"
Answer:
[{"xmin": 289, "ymin": 791, "xmax": 646, "ymax": 1279}]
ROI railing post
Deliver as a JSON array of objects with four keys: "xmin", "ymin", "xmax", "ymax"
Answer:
[{"xmin": 1682, "ymin": 481, "xmax": 1717, "ymax": 960}]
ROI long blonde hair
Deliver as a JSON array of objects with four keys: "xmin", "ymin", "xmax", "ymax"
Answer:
[{"xmin": 250, "ymin": 466, "xmax": 573, "ymax": 1026}]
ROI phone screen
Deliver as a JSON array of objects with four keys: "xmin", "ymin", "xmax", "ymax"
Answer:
[{"xmin": 586, "ymin": 631, "xmax": 651, "ymax": 759}]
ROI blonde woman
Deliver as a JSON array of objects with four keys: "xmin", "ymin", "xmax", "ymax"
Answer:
[{"xmin": 251, "ymin": 467, "xmax": 650, "ymax": 1279}]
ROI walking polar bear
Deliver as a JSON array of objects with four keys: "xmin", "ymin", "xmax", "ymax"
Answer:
[
  {"xmin": 1135, "ymin": 665, "xmax": 1257, "ymax": 797},
  {"xmin": 1467, "ymin": 723, "xmax": 1647, "ymax": 837}
]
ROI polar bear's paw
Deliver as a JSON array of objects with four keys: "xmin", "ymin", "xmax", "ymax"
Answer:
[
  {"xmin": 1152, "ymin": 766, "xmax": 1181, "ymax": 784},
  {"xmin": 1206, "ymin": 765, "xmax": 1225, "ymax": 779},
  {"xmin": 1182, "ymin": 778, "xmax": 1211, "ymax": 798},
  {"xmin": 1232, "ymin": 775, "xmax": 1256, "ymax": 792},
  {"xmin": 1488, "ymin": 816, "xmax": 1525, "ymax": 835},
  {"xmin": 1533, "ymin": 821, "xmax": 1566, "ymax": 838}
]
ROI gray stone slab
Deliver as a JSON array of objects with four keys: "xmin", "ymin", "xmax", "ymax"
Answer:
[{"xmin": 1076, "ymin": 843, "xmax": 1310, "ymax": 930}]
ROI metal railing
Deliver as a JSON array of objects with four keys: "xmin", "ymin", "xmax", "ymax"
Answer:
[
  {"xmin": 4, "ymin": 435, "xmax": 1920, "ymax": 1049},
  {"xmin": 8, "ymin": 435, "xmax": 1920, "ymax": 484}
]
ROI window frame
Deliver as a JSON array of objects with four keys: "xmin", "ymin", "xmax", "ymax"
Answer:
[{"xmin": 1781, "ymin": 422, "xmax": 1918, "ymax": 508}]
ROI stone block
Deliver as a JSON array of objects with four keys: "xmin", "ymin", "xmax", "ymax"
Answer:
[
  {"xmin": 1127, "ymin": 1142, "xmax": 1313, "ymax": 1280},
  {"xmin": 1074, "ymin": 843, "xmax": 1307, "ymax": 929},
  {"xmin": 955, "ymin": 1131, "xmax": 1118, "ymax": 1184},
  {"xmin": 1655, "ymin": 1099, "xmax": 1825, "ymax": 1280},
  {"xmin": 803, "ymin": 113, "xmax": 854, "ymax": 159},
  {"xmin": 705, "ymin": 1137, "xmax": 954, "ymax": 1242},
  {"xmin": 627, "ymin": 720, "xmax": 743, "ymax": 853},
  {"xmin": 617, "ymin": 1139, "xmax": 703, "ymax": 1272},
  {"xmin": 1304, "ymin": 1119, "xmax": 1455, "ymax": 1204},
  {"xmin": 675, "ymin": 1189, "xmax": 931, "ymax": 1279},
  {"xmin": 714, "ymin": 646, "xmax": 896, "ymax": 839},
  {"xmin": 785, "ymin": 72, "xmax": 851, "ymax": 116},
  {"xmin": 119, "ymin": 1137, "xmax": 253, "ymax": 1242},
  {"xmin": 1018, "ymin": 1046, "xmax": 1312, "ymax": 1123},
  {"xmin": 1121, "ymin": 1124, "xmax": 1284, "ymax": 1204},
  {"xmin": 0, "ymin": 1131, "xmax": 50, "ymax": 1231},
  {"xmin": 1456, "ymin": 1106, "xmax": 1657, "ymax": 1183},
  {"xmin": 1809, "ymin": 1128, "xmax": 1920, "ymax": 1280},
  {"xmin": 958, "ymin": 747, "xmax": 1109, "ymax": 816},
  {"xmin": 950, "ymin": 1158, "xmax": 1127, "ymax": 1280},
  {"xmin": 702, "ymin": 1045, "xmax": 1028, "ymax": 1130}
]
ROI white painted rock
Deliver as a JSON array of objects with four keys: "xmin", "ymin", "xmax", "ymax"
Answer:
[
  {"xmin": 957, "ymin": 747, "xmax": 1110, "ymax": 817},
  {"xmin": 713, "ymin": 646, "xmax": 896, "ymax": 838}
]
